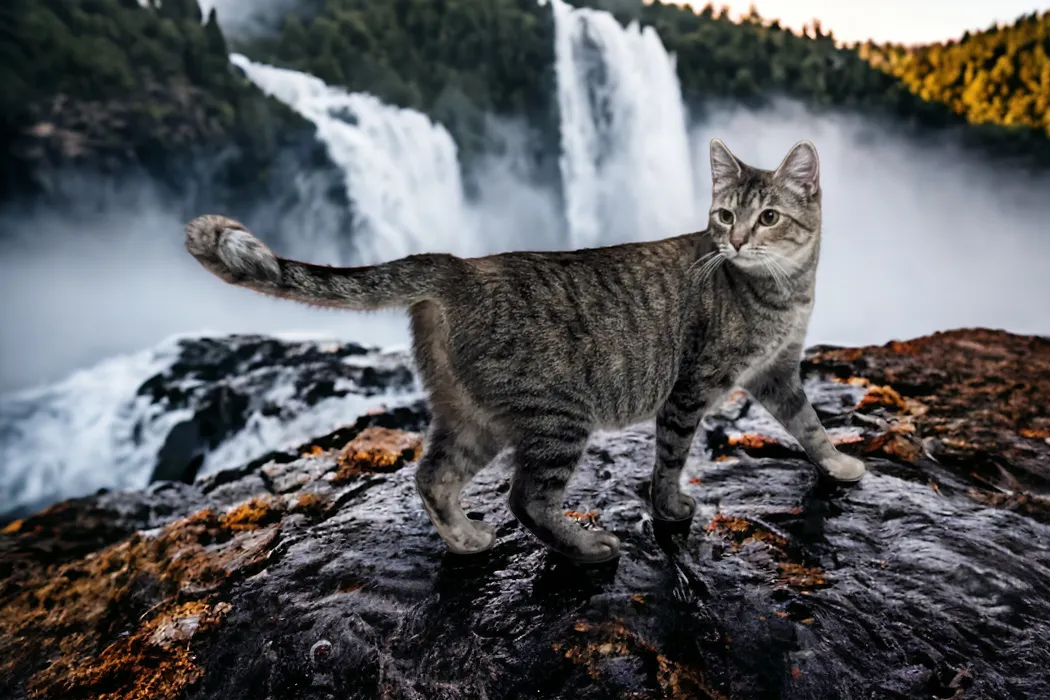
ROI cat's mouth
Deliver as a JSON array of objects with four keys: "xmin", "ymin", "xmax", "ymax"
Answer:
[
  {"xmin": 721, "ymin": 244, "xmax": 788, "ymax": 275},
  {"xmin": 720, "ymin": 244, "xmax": 756, "ymax": 266}
]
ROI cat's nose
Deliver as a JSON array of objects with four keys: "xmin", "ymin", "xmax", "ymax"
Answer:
[{"xmin": 730, "ymin": 236, "xmax": 745, "ymax": 251}]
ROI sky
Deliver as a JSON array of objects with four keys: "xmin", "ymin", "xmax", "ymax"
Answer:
[{"xmin": 672, "ymin": 1, "xmax": 1050, "ymax": 45}]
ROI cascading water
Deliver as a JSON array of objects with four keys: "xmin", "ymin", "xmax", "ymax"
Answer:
[
  {"xmin": 229, "ymin": 54, "xmax": 473, "ymax": 265},
  {"xmin": 549, "ymin": 0, "xmax": 699, "ymax": 247}
]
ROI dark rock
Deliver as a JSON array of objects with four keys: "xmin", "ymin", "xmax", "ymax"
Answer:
[
  {"xmin": 141, "ymin": 334, "xmax": 418, "ymax": 487},
  {"xmin": 803, "ymin": 328, "xmax": 1050, "ymax": 492},
  {"xmin": 2, "ymin": 328, "xmax": 1050, "ymax": 699}
]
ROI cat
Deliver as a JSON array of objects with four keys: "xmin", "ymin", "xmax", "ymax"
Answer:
[{"xmin": 184, "ymin": 138, "xmax": 866, "ymax": 565}]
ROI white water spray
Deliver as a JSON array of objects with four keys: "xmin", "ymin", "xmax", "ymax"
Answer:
[{"xmin": 550, "ymin": 0, "xmax": 698, "ymax": 247}]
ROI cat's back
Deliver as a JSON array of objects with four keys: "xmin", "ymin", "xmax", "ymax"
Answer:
[
  {"xmin": 461, "ymin": 232, "xmax": 705, "ymax": 302},
  {"xmin": 433, "ymin": 232, "xmax": 709, "ymax": 424},
  {"xmin": 470, "ymin": 232, "xmax": 700, "ymax": 268}
]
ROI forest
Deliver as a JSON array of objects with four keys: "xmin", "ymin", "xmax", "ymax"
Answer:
[
  {"xmin": 0, "ymin": 0, "xmax": 300, "ymax": 198},
  {"xmin": 3, "ymin": 0, "xmax": 1049, "ymax": 200},
  {"xmin": 860, "ymin": 11, "xmax": 1049, "ymax": 137}
]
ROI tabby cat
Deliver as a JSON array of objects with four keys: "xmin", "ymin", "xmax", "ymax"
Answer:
[{"xmin": 184, "ymin": 138, "xmax": 865, "ymax": 564}]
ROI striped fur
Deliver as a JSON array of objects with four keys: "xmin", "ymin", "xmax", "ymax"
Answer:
[{"xmin": 184, "ymin": 140, "xmax": 865, "ymax": 564}]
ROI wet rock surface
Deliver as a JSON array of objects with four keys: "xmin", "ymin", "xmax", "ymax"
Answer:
[
  {"xmin": 143, "ymin": 334, "xmax": 418, "ymax": 487},
  {"xmin": 2, "ymin": 328, "xmax": 1050, "ymax": 699}
]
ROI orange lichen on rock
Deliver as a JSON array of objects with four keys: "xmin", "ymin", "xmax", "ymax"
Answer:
[
  {"xmin": 706, "ymin": 515, "xmax": 827, "ymax": 591},
  {"xmin": 565, "ymin": 510, "xmax": 599, "ymax": 524},
  {"xmin": 301, "ymin": 444, "xmax": 326, "ymax": 458},
  {"xmin": 553, "ymin": 620, "xmax": 725, "ymax": 699},
  {"xmin": 333, "ymin": 427, "xmax": 423, "ymax": 483},
  {"xmin": 808, "ymin": 329, "xmax": 1050, "ymax": 492},
  {"xmin": 968, "ymin": 488, "xmax": 1050, "ymax": 523},
  {"xmin": 291, "ymin": 491, "xmax": 328, "ymax": 516},
  {"xmin": 857, "ymin": 383, "xmax": 928, "ymax": 416},
  {"xmin": 705, "ymin": 514, "xmax": 752, "ymax": 535},
  {"xmin": 728, "ymin": 433, "xmax": 783, "ymax": 450},
  {"xmin": 705, "ymin": 514, "xmax": 788, "ymax": 550},
  {"xmin": 861, "ymin": 421, "xmax": 923, "ymax": 463},
  {"xmin": 857, "ymin": 384, "xmax": 909, "ymax": 411},
  {"xmin": 27, "ymin": 600, "xmax": 233, "ymax": 700},
  {"xmin": 222, "ymin": 495, "xmax": 284, "ymax": 531},
  {"xmin": 0, "ymin": 507, "xmax": 280, "ymax": 699},
  {"xmin": 710, "ymin": 431, "xmax": 800, "ymax": 460},
  {"xmin": 777, "ymin": 562, "xmax": 829, "ymax": 590},
  {"xmin": 830, "ymin": 432, "xmax": 864, "ymax": 446}
]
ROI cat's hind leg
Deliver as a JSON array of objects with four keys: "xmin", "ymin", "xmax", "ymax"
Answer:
[
  {"xmin": 508, "ymin": 428, "xmax": 621, "ymax": 564},
  {"xmin": 410, "ymin": 300, "xmax": 502, "ymax": 554},
  {"xmin": 415, "ymin": 419, "xmax": 501, "ymax": 555}
]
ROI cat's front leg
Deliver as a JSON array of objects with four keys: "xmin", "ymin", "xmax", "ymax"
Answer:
[
  {"xmin": 744, "ymin": 348, "xmax": 866, "ymax": 483},
  {"xmin": 650, "ymin": 387, "xmax": 708, "ymax": 521}
]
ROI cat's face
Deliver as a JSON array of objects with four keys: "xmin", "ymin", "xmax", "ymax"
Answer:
[{"xmin": 706, "ymin": 139, "xmax": 822, "ymax": 274}]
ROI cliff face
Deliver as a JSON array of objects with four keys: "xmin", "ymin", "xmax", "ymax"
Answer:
[
  {"xmin": 1, "ymin": 0, "xmax": 310, "ymax": 205},
  {"xmin": 2, "ymin": 328, "xmax": 1049, "ymax": 699}
]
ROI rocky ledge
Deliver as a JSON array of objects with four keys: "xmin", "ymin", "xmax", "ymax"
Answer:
[{"xmin": 2, "ymin": 328, "xmax": 1049, "ymax": 700}]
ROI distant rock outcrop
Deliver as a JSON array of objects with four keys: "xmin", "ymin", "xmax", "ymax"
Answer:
[{"xmin": 2, "ymin": 329, "xmax": 1049, "ymax": 699}]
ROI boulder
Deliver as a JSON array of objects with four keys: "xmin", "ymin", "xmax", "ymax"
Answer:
[{"xmin": 2, "ymin": 328, "xmax": 1049, "ymax": 699}]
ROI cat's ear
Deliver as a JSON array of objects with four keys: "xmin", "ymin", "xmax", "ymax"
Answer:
[
  {"xmin": 775, "ymin": 140, "xmax": 820, "ymax": 198},
  {"xmin": 710, "ymin": 138, "xmax": 743, "ymax": 185}
]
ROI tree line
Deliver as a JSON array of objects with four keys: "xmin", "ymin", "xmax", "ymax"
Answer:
[
  {"xmin": 0, "ymin": 0, "xmax": 300, "ymax": 198},
  {"xmin": 248, "ymin": 0, "xmax": 1050, "ymax": 166},
  {"xmin": 3, "ymin": 0, "xmax": 1048, "ymax": 200},
  {"xmin": 859, "ymin": 11, "xmax": 1050, "ymax": 137}
]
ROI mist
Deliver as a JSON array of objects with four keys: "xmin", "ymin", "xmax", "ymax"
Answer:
[
  {"xmin": 689, "ymin": 101, "xmax": 1050, "ymax": 348},
  {"xmin": 2, "ymin": 101, "xmax": 1048, "ymax": 395},
  {"xmin": 196, "ymin": 0, "xmax": 303, "ymax": 37},
  {"xmin": 0, "ymin": 186, "xmax": 410, "ymax": 394}
]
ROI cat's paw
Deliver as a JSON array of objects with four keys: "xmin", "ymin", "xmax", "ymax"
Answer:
[
  {"xmin": 565, "ymin": 530, "xmax": 622, "ymax": 564},
  {"xmin": 443, "ymin": 519, "xmax": 497, "ymax": 555},
  {"xmin": 817, "ymin": 453, "xmax": 866, "ymax": 483},
  {"xmin": 185, "ymin": 215, "xmax": 281, "ymax": 285},
  {"xmin": 652, "ymin": 492, "xmax": 697, "ymax": 522}
]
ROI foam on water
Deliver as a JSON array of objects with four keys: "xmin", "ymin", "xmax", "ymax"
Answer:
[{"xmin": 0, "ymin": 339, "xmax": 188, "ymax": 513}]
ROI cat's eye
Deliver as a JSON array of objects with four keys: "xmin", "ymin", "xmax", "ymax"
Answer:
[
  {"xmin": 759, "ymin": 209, "xmax": 779, "ymax": 226},
  {"xmin": 717, "ymin": 209, "xmax": 734, "ymax": 225}
]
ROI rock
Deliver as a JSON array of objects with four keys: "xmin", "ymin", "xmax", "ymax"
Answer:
[
  {"xmin": 2, "ymin": 328, "xmax": 1050, "ymax": 699},
  {"xmin": 139, "ymin": 334, "xmax": 419, "ymax": 486},
  {"xmin": 0, "ymin": 334, "xmax": 420, "ymax": 522}
]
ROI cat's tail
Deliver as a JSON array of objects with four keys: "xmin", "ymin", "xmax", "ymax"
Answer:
[{"xmin": 184, "ymin": 215, "xmax": 463, "ymax": 310}]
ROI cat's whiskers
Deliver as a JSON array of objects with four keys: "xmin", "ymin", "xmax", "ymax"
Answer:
[
  {"xmin": 770, "ymin": 260, "xmax": 794, "ymax": 293},
  {"xmin": 695, "ymin": 251, "xmax": 726, "ymax": 286},
  {"xmin": 688, "ymin": 249, "xmax": 720, "ymax": 273},
  {"xmin": 760, "ymin": 258, "xmax": 787, "ymax": 294},
  {"xmin": 762, "ymin": 248, "xmax": 800, "ymax": 274},
  {"xmin": 753, "ymin": 248, "xmax": 793, "ymax": 294}
]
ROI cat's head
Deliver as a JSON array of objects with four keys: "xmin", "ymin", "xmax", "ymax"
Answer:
[{"xmin": 706, "ymin": 139, "xmax": 821, "ymax": 274}]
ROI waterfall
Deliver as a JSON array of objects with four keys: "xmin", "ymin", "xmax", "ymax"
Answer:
[
  {"xmin": 550, "ymin": 0, "xmax": 698, "ymax": 247},
  {"xmin": 229, "ymin": 54, "xmax": 473, "ymax": 264}
]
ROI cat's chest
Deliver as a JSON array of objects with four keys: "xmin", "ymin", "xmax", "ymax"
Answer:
[{"xmin": 710, "ymin": 302, "xmax": 810, "ymax": 381}]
